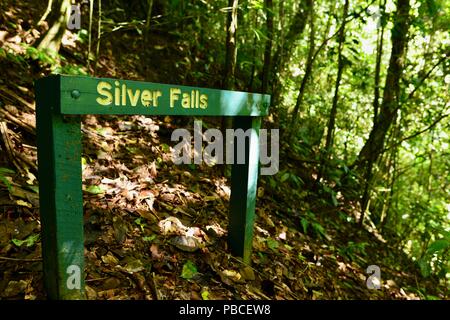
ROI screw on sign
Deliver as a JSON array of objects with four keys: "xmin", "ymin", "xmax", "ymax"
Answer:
[{"xmin": 35, "ymin": 74, "xmax": 271, "ymax": 299}]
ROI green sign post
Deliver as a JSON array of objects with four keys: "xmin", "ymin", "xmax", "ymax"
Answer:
[{"xmin": 35, "ymin": 75, "xmax": 270, "ymax": 299}]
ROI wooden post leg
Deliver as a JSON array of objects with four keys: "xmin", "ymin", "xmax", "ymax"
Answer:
[
  {"xmin": 228, "ymin": 116, "xmax": 261, "ymax": 264},
  {"xmin": 36, "ymin": 80, "xmax": 85, "ymax": 299}
]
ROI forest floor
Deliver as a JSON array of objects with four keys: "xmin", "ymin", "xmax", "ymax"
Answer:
[{"xmin": 0, "ymin": 1, "xmax": 446, "ymax": 300}]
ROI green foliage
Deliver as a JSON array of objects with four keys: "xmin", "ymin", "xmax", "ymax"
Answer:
[
  {"xmin": 0, "ymin": 47, "xmax": 28, "ymax": 67},
  {"xmin": 300, "ymin": 211, "xmax": 327, "ymax": 239},
  {"xmin": 134, "ymin": 218, "xmax": 146, "ymax": 232},
  {"xmin": 266, "ymin": 238, "xmax": 279, "ymax": 250},
  {"xmin": 143, "ymin": 235, "xmax": 156, "ymax": 242},
  {"xmin": 418, "ymin": 229, "xmax": 450, "ymax": 278},
  {"xmin": 12, "ymin": 234, "xmax": 40, "ymax": 248},
  {"xmin": 322, "ymin": 184, "xmax": 338, "ymax": 207},
  {"xmin": 84, "ymin": 185, "xmax": 105, "ymax": 194},
  {"xmin": 23, "ymin": 45, "xmax": 57, "ymax": 65},
  {"xmin": 338, "ymin": 241, "xmax": 369, "ymax": 262},
  {"xmin": 53, "ymin": 64, "xmax": 88, "ymax": 75},
  {"xmin": 0, "ymin": 167, "xmax": 15, "ymax": 192},
  {"xmin": 181, "ymin": 260, "xmax": 198, "ymax": 280},
  {"xmin": 278, "ymin": 170, "xmax": 304, "ymax": 187}
]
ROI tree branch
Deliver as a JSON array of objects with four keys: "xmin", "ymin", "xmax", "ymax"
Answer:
[{"xmin": 386, "ymin": 107, "xmax": 450, "ymax": 152}]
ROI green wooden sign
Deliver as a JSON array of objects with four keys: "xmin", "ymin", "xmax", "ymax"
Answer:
[{"xmin": 35, "ymin": 74, "xmax": 270, "ymax": 299}]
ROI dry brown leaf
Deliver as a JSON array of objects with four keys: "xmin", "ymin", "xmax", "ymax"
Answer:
[
  {"xmin": 170, "ymin": 235, "xmax": 201, "ymax": 252},
  {"xmin": 158, "ymin": 216, "xmax": 187, "ymax": 235},
  {"xmin": 150, "ymin": 244, "xmax": 163, "ymax": 260},
  {"xmin": 101, "ymin": 252, "xmax": 119, "ymax": 266}
]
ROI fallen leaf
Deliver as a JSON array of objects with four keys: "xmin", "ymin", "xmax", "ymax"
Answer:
[
  {"xmin": 170, "ymin": 235, "xmax": 201, "ymax": 252},
  {"xmin": 240, "ymin": 266, "xmax": 256, "ymax": 281},
  {"xmin": 11, "ymin": 233, "xmax": 39, "ymax": 247},
  {"xmin": 220, "ymin": 269, "xmax": 243, "ymax": 283},
  {"xmin": 15, "ymin": 199, "xmax": 32, "ymax": 208},
  {"xmin": 2, "ymin": 280, "xmax": 28, "ymax": 298},
  {"xmin": 85, "ymin": 185, "xmax": 105, "ymax": 194},
  {"xmin": 122, "ymin": 258, "xmax": 145, "ymax": 274},
  {"xmin": 85, "ymin": 285, "xmax": 97, "ymax": 300},
  {"xmin": 101, "ymin": 252, "xmax": 119, "ymax": 266},
  {"xmin": 103, "ymin": 277, "xmax": 121, "ymax": 290},
  {"xmin": 158, "ymin": 216, "xmax": 187, "ymax": 235},
  {"xmin": 181, "ymin": 260, "xmax": 198, "ymax": 279},
  {"xmin": 150, "ymin": 244, "xmax": 163, "ymax": 260},
  {"xmin": 201, "ymin": 290, "xmax": 210, "ymax": 300}
]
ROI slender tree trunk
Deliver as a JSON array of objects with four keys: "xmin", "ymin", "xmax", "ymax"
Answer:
[
  {"xmin": 323, "ymin": 0, "xmax": 349, "ymax": 156},
  {"xmin": 94, "ymin": 0, "xmax": 102, "ymax": 75},
  {"xmin": 248, "ymin": 12, "xmax": 258, "ymax": 91},
  {"xmin": 356, "ymin": 0, "xmax": 411, "ymax": 224},
  {"xmin": 290, "ymin": 0, "xmax": 315, "ymax": 129},
  {"xmin": 222, "ymin": 0, "xmax": 239, "ymax": 176},
  {"xmin": 381, "ymin": 147, "xmax": 397, "ymax": 231},
  {"xmin": 270, "ymin": 0, "xmax": 309, "ymax": 107},
  {"xmin": 223, "ymin": 0, "xmax": 239, "ymax": 90},
  {"xmin": 317, "ymin": 0, "xmax": 349, "ymax": 182},
  {"xmin": 355, "ymin": 0, "xmax": 411, "ymax": 170},
  {"xmin": 361, "ymin": 0, "xmax": 386, "ymax": 222},
  {"xmin": 145, "ymin": 0, "xmax": 154, "ymax": 38},
  {"xmin": 427, "ymin": 131, "xmax": 434, "ymax": 203},
  {"xmin": 38, "ymin": 0, "xmax": 54, "ymax": 25},
  {"xmin": 373, "ymin": 0, "xmax": 386, "ymax": 120},
  {"xmin": 260, "ymin": 0, "xmax": 273, "ymax": 94},
  {"xmin": 87, "ymin": 0, "xmax": 94, "ymax": 71},
  {"xmin": 37, "ymin": 0, "xmax": 71, "ymax": 56}
]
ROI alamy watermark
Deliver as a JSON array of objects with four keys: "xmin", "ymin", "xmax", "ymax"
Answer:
[
  {"xmin": 66, "ymin": 1, "xmax": 91, "ymax": 30},
  {"xmin": 66, "ymin": 264, "xmax": 81, "ymax": 290},
  {"xmin": 171, "ymin": 121, "xmax": 279, "ymax": 175},
  {"xmin": 366, "ymin": 265, "xmax": 381, "ymax": 290}
]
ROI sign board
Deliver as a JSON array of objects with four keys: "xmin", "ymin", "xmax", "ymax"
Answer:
[{"xmin": 35, "ymin": 75, "xmax": 270, "ymax": 299}]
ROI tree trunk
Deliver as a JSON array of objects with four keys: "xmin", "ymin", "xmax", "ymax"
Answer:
[
  {"xmin": 222, "ymin": 0, "xmax": 239, "ymax": 176},
  {"xmin": 270, "ymin": 0, "xmax": 309, "ymax": 107},
  {"xmin": 247, "ymin": 12, "xmax": 258, "ymax": 91},
  {"xmin": 373, "ymin": 0, "xmax": 386, "ymax": 120},
  {"xmin": 360, "ymin": 0, "xmax": 386, "ymax": 223},
  {"xmin": 223, "ymin": 0, "xmax": 239, "ymax": 90},
  {"xmin": 290, "ymin": 0, "xmax": 315, "ymax": 129},
  {"xmin": 260, "ymin": 0, "xmax": 273, "ymax": 94},
  {"xmin": 356, "ymin": 0, "xmax": 410, "ymax": 224},
  {"xmin": 323, "ymin": 0, "xmax": 349, "ymax": 156},
  {"xmin": 37, "ymin": 0, "xmax": 71, "ymax": 56},
  {"xmin": 355, "ymin": 0, "xmax": 411, "ymax": 171}
]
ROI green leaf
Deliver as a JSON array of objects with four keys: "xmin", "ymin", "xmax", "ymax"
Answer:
[
  {"xmin": 280, "ymin": 172, "xmax": 290, "ymax": 183},
  {"xmin": 181, "ymin": 260, "xmax": 198, "ymax": 279},
  {"xmin": 426, "ymin": 239, "xmax": 450, "ymax": 255},
  {"xmin": 161, "ymin": 143, "xmax": 170, "ymax": 153},
  {"xmin": 300, "ymin": 218, "xmax": 309, "ymax": 234},
  {"xmin": 312, "ymin": 222, "xmax": 326, "ymax": 238},
  {"xmin": 85, "ymin": 185, "xmax": 105, "ymax": 194},
  {"xmin": 27, "ymin": 185, "xmax": 39, "ymax": 194},
  {"xmin": 268, "ymin": 177, "xmax": 277, "ymax": 189},
  {"xmin": 134, "ymin": 218, "xmax": 146, "ymax": 232},
  {"xmin": 418, "ymin": 258, "xmax": 431, "ymax": 277},
  {"xmin": 0, "ymin": 167, "xmax": 15, "ymax": 174},
  {"xmin": 201, "ymin": 290, "xmax": 210, "ymax": 300},
  {"xmin": 331, "ymin": 191, "xmax": 338, "ymax": 207},
  {"xmin": 266, "ymin": 238, "xmax": 279, "ymax": 250},
  {"xmin": 143, "ymin": 235, "xmax": 157, "ymax": 242},
  {"xmin": 297, "ymin": 253, "xmax": 306, "ymax": 261},
  {"xmin": 0, "ymin": 175, "xmax": 12, "ymax": 191},
  {"xmin": 12, "ymin": 234, "xmax": 40, "ymax": 247}
]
